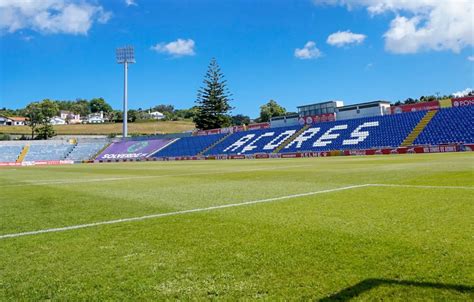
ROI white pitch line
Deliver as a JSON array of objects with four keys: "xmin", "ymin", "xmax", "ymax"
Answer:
[
  {"xmin": 0, "ymin": 184, "xmax": 370, "ymax": 239},
  {"xmin": 1, "ymin": 183, "xmax": 472, "ymax": 240},
  {"xmin": 0, "ymin": 164, "xmax": 309, "ymax": 188},
  {"xmin": 368, "ymin": 184, "xmax": 474, "ymax": 190}
]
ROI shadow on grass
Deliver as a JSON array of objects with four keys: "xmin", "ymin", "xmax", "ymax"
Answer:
[{"xmin": 319, "ymin": 278, "xmax": 474, "ymax": 301}]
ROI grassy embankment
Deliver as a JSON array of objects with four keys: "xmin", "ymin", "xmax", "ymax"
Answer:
[{"xmin": 0, "ymin": 120, "xmax": 195, "ymax": 136}]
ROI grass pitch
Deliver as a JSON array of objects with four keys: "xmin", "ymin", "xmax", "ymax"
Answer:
[{"xmin": 1, "ymin": 153, "xmax": 473, "ymax": 300}]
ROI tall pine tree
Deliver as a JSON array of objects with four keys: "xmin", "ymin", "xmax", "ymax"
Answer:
[{"xmin": 194, "ymin": 58, "xmax": 233, "ymax": 130}]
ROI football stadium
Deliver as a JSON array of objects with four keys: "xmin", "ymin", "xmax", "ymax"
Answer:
[{"xmin": 1, "ymin": 0, "xmax": 474, "ymax": 300}]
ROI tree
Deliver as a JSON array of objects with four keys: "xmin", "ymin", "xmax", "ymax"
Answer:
[
  {"xmin": 127, "ymin": 109, "xmax": 138, "ymax": 122},
  {"xmin": 231, "ymin": 114, "xmax": 250, "ymax": 126},
  {"xmin": 193, "ymin": 58, "xmax": 233, "ymax": 130},
  {"xmin": 25, "ymin": 100, "xmax": 59, "ymax": 139},
  {"xmin": 152, "ymin": 104, "xmax": 175, "ymax": 114},
  {"xmin": 259, "ymin": 100, "xmax": 286, "ymax": 122},
  {"xmin": 71, "ymin": 99, "xmax": 90, "ymax": 116},
  {"xmin": 89, "ymin": 98, "xmax": 112, "ymax": 113},
  {"xmin": 108, "ymin": 110, "xmax": 122, "ymax": 123},
  {"xmin": 25, "ymin": 102, "xmax": 41, "ymax": 139},
  {"xmin": 35, "ymin": 123, "xmax": 55, "ymax": 140}
]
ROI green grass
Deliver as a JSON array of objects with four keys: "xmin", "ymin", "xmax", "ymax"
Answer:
[{"xmin": 1, "ymin": 153, "xmax": 473, "ymax": 300}]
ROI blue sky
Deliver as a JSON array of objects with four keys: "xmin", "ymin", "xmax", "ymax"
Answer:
[{"xmin": 0, "ymin": 0, "xmax": 473, "ymax": 117}]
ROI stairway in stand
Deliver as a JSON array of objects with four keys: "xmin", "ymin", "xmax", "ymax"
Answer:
[
  {"xmin": 273, "ymin": 124, "xmax": 310, "ymax": 153},
  {"xmin": 197, "ymin": 133, "xmax": 233, "ymax": 156},
  {"xmin": 16, "ymin": 145, "xmax": 30, "ymax": 163},
  {"xmin": 400, "ymin": 110, "xmax": 437, "ymax": 147}
]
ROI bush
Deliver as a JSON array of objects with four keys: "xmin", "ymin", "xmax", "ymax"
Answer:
[{"xmin": 0, "ymin": 133, "xmax": 11, "ymax": 141}]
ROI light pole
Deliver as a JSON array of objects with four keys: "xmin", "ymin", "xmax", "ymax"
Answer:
[{"xmin": 116, "ymin": 46, "xmax": 135, "ymax": 138}]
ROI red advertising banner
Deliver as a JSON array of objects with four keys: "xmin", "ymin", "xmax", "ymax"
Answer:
[
  {"xmin": 246, "ymin": 122, "xmax": 270, "ymax": 130},
  {"xmin": 0, "ymin": 160, "xmax": 74, "ymax": 167},
  {"xmin": 462, "ymin": 144, "xmax": 474, "ymax": 151},
  {"xmin": 390, "ymin": 100, "xmax": 440, "ymax": 114},
  {"xmin": 451, "ymin": 96, "xmax": 474, "ymax": 107},
  {"xmin": 0, "ymin": 162, "xmax": 21, "ymax": 167},
  {"xmin": 298, "ymin": 113, "xmax": 335, "ymax": 125}
]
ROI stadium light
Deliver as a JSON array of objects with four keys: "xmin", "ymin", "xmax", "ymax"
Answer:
[{"xmin": 116, "ymin": 46, "xmax": 136, "ymax": 138}]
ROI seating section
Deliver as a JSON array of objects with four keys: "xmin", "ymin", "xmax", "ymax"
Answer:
[
  {"xmin": 66, "ymin": 140, "xmax": 109, "ymax": 161},
  {"xmin": 153, "ymin": 134, "xmax": 226, "ymax": 157},
  {"xmin": 0, "ymin": 107, "xmax": 471, "ymax": 163},
  {"xmin": 203, "ymin": 111, "xmax": 425, "ymax": 155},
  {"xmin": 0, "ymin": 145, "xmax": 22, "ymax": 162},
  {"xmin": 414, "ymin": 107, "xmax": 474, "ymax": 145},
  {"xmin": 282, "ymin": 111, "xmax": 425, "ymax": 153},
  {"xmin": 205, "ymin": 125, "xmax": 303, "ymax": 155},
  {"xmin": 24, "ymin": 142, "xmax": 74, "ymax": 161}
]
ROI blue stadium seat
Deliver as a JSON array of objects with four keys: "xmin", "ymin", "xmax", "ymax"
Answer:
[
  {"xmin": 0, "ymin": 145, "xmax": 22, "ymax": 162},
  {"xmin": 283, "ymin": 111, "xmax": 425, "ymax": 152},
  {"xmin": 205, "ymin": 111, "xmax": 426, "ymax": 155},
  {"xmin": 24, "ymin": 142, "xmax": 74, "ymax": 161},
  {"xmin": 66, "ymin": 140, "xmax": 109, "ymax": 161},
  {"xmin": 153, "ymin": 134, "xmax": 227, "ymax": 157},
  {"xmin": 414, "ymin": 107, "xmax": 474, "ymax": 145},
  {"xmin": 205, "ymin": 125, "xmax": 303, "ymax": 155}
]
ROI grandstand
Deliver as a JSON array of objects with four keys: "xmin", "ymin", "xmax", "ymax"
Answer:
[
  {"xmin": 414, "ymin": 106, "xmax": 474, "ymax": 146},
  {"xmin": 0, "ymin": 145, "xmax": 22, "ymax": 162},
  {"xmin": 66, "ymin": 139, "xmax": 109, "ymax": 162},
  {"xmin": 24, "ymin": 142, "xmax": 74, "ymax": 162},
  {"xmin": 0, "ymin": 102, "xmax": 472, "ymax": 165},
  {"xmin": 204, "ymin": 125, "xmax": 302, "ymax": 155},
  {"xmin": 0, "ymin": 139, "xmax": 109, "ymax": 163},
  {"xmin": 203, "ymin": 111, "xmax": 425, "ymax": 156},
  {"xmin": 152, "ymin": 133, "xmax": 227, "ymax": 157}
]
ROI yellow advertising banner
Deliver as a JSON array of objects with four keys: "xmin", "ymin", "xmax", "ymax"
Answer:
[{"xmin": 439, "ymin": 98, "xmax": 452, "ymax": 108}]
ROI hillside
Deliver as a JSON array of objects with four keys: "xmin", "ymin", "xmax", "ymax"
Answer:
[{"xmin": 0, "ymin": 121, "xmax": 196, "ymax": 136}]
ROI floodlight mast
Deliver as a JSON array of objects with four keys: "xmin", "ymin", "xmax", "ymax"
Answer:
[{"xmin": 116, "ymin": 46, "xmax": 135, "ymax": 138}]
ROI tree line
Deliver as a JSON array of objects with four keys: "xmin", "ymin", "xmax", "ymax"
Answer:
[{"xmin": 393, "ymin": 90, "xmax": 473, "ymax": 106}]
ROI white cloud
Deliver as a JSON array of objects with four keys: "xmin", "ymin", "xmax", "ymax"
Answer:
[
  {"xmin": 125, "ymin": 0, "xmax": 137, "ymax": 7},
  {"xmin": 452, "ymin": 88, "xmax": 473, "ymax": 98},
  {"xmin": 327, "ymin": 30, "xmax": 366, "ymax": 47},
  {"xmin": 468, "ymin": 56, "xmax": 474, "ymax": 62},
  {"xmin": 0, "ymin": 0, "xmax": 111, "ymax": 35},
  {"xmin": 313, "ymin": 0, "xmax": 474, "ymax": 54},
  {"xmin": 151, "ymin": 39, "xmax": 196, "ymax": 57},
  {"xmin": 294, "ymin": 41, "xmax": 322, "ymax": 59}
]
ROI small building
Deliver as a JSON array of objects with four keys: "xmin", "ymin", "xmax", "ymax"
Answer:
[
  {"xmin": 297, "ymin": 100, "xmax": 344, "ymax": 117},
  {"xmin": 50, "ymin": 116, "xmax": 67, "ymax": 125},
  {"xmin": 86, "ymin": 111, "xmax": 106, "ymax": 124},
  {"xmin": 0, "ymin": 116, "xmax": 27, "ymax": 126},
  {"xmin": 60, "ymin": 110, "xmax": 81, "ymax": 124},
  {"xmin": 148, "ymin": 111, "xmax": 165, "ymax": 120},
  {"xmin": 296, "ymin": 100, "xmax": 343, "ymax": 125},
  {"xmin": 270, "ymin": 113, "xmax": 300, "ymax": 128},
  {"xmin": 335, "ymin": 101, "xmax": 391, "ymax": 120}
]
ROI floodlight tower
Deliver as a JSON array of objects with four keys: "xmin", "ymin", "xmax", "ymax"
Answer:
[{"xmin": 116, "ymin": 46, "xmax": 135, "ymax": 138}]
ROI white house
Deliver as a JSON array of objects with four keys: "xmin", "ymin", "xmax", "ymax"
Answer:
[
  {"xmin": 149, "ymin": 111, "xmax": 165, "ymax": 120},
  {"xmin": 0, "ymin": 115, "xmax": 27, "ymax": 126},
  {"xmin": 86, "ymin": 111, "xmax": 106, "ymax": 124},
  {"xmin": 60, "ymin": 110, "xmax": 81, "ymax": 124},
  {"xmin": 50, "ymin": 116, "xmax": 67, "ymax": 125}
]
